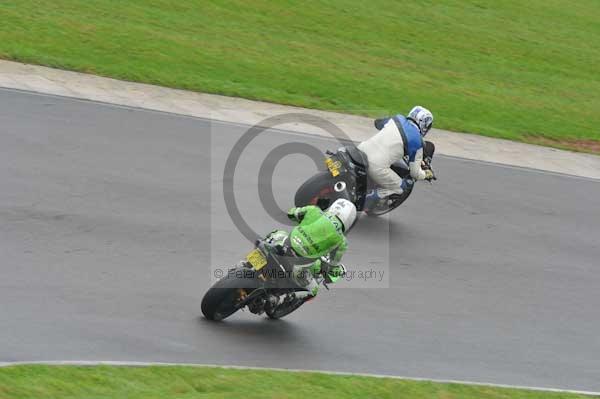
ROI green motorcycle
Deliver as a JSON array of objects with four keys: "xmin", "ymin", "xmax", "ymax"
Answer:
[{"xmin": 202, "ymin": 238, "xmax": 337, "ymax": 321}]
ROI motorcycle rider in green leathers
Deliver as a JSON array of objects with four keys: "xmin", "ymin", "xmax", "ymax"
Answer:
[{"xmin": 263, "ymin": 198, "xmax": 357, "ymax": 301}]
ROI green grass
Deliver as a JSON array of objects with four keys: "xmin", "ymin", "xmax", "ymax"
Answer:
[
  {"xmin": 1, "ymin": 1, "xmax": 600, "ymax": 150},
  {"xmin": 0, "ymin": 365, "xmax": 597, "ymax": 399}
]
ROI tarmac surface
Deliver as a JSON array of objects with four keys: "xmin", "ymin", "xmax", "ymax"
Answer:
[{"xmin": 1, "ymin": 88, "xmax": 599, "ymax": 391}]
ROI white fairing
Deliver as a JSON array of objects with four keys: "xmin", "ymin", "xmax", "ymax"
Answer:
[{"xmin": 328, "ymin": 199, "xmax": 357, "ymax": 232}]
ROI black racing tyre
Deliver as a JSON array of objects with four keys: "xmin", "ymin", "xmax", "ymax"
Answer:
[
  {"xmin": 294, "ymin": 172, "xmax": 337, "ymax": 210},
  {"xmin": 201, "ymin": 270, "xmax": 257, "ymax": 321}
]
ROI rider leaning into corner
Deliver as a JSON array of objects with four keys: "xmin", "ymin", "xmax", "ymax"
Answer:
[
  {"xmin": 357, "ymin": 106, "xmax": 435, "ymax": 209},
  {"xmin": 262, "ymin": 199, "xmax": 356, "ymax": 307}
]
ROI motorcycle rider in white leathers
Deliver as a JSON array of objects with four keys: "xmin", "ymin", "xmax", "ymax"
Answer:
[{"xmin": 357, "ymin": 106, "xmax": 435, "ymax": 208}]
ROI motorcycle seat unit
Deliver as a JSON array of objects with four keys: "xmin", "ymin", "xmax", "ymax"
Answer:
[{"xmin": 345, "ymin": 146, "xmax": 369, "ymax": 169}]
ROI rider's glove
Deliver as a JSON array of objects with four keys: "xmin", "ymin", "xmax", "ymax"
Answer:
[
  {"xmin": 287, "ymin": 209, "xmax": 296, "ymax": 221},
  {"xmin": 424, "ymin": 170, "xmax": 435, "ymax": 181},
  {"xmin": 287, "ymin": 207, "xmax": 306, "ymax": 222},
  {"xmin": 324, "ymin": 263, "xmax": 347, "ymax": 284}
]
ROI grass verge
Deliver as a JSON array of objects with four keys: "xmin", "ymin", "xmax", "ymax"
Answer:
[
  {"xmin": 0, "ymin": 365, "xmax": 597, "ymax": 399},
  {"xmin": 0, "ymin": 1, "xmax": 599, "ymax": 152}
]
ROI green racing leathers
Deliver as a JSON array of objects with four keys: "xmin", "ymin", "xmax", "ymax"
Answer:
[{"xmin": 264, "ymin": 205, "xmax": 347, "ymax": 297}]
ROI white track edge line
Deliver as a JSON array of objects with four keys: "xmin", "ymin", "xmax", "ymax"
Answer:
[{"xmin": 0, "ymin": 361, "xmax": 598, "ymax": 396}]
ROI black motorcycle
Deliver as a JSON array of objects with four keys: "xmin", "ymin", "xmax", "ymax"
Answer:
[
  {"xmin": 294, "ymin": 141, "xmax": 435, "ymax": 216},
  {"xmin": 202, "ymin": 237, "xmax": 334, "ymax": 321}
]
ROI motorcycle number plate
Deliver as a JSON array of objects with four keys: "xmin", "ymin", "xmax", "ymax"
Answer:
[
  {"xmin": 325, "ymin": 157, "xmax": 341, "ymax": 177},
  {"xmin": 246, "ymin": 249, "xmax": 267, "ymax": 270}
]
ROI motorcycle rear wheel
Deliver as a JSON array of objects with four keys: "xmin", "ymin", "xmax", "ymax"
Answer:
[
  {"xmin": 201, "ymin": 271, "xmax": 257, "ymax": 321},
  {"xmin": 294, "ymin": 171, "xmax": 337, "ymax": 209}
]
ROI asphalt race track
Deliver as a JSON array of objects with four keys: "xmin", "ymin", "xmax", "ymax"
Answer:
[{"xmin": 1, "ymin": 88, "xmax": 599, "ymax": 391}]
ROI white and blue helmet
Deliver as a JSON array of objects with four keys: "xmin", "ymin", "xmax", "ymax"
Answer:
[{"xmin": 408, "ymin": 106, "xmax": 434, "ymax": 136}]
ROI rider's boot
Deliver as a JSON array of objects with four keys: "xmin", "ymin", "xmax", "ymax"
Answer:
[
  {"xmin": 400, "ymin": 177, "xmax": 414, "ymax": 192},
  {"xmin": 264, "ymin": 294, "xmax": 281, "ymax": 313},
  {"xmin": 291, "ymin": 266, "xmax": 320, "ymax": 299},
  {"xmin": 365, "ymin": 178, "xmax": 414, "ymax": 210},
  {"xmin": 293, "ymin": 291, "xmax": 314, "ymax": 301},
  {"xmin": 247, "ymin": 297, "xmax": 266, "ymax": 314},
  {"xmin": 363, "ymin": 189, "xmax": 382, "ymax": 211}
]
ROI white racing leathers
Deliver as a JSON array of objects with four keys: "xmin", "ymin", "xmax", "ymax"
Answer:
[{"xmin": 357, "ymin": 116, "xmax": 427, "ymax": 198}]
